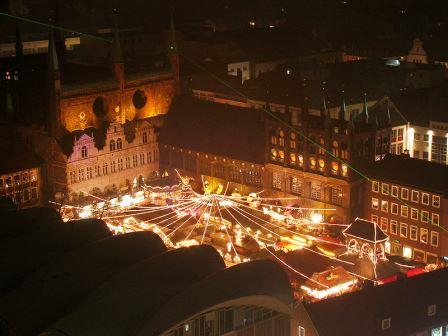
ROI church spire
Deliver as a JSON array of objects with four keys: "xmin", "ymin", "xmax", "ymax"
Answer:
[
  {"xmin": 361, "ymin": 92, "xmax": 369, "ymax": 124},
  {"xmin": 112, "ymin": 9, "xmax": 124, "ymax": 64},
  {"xmin": 111, "ymin": 8, "xmax": 125, "ymax": 91},
  {"xmin": 48, "ymin": 29, "xmax": 59, "ymax": 72},
  {"xmin": 53, "ymin": 0, "xmax": 65, "ymax": 63}
]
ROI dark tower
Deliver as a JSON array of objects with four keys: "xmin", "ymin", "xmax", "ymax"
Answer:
[
  {"xmin": 53, "ymin": 0, "xmax": 66, "ymax": 64},
  {"xmin": 111, "ymin": 9, "xmax": 125, "ymax": 91},
  {"xmin": 47, "ymin": 29, "xmax": 62, "ymax": 138}
]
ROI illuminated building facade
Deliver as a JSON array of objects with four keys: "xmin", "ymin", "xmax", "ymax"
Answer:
[
  {"xmin": 0, "ymin": 143, "xmax": 41, "ymax": 207},
  {"xmin": 63, "ymin": 121, "xmax": 159, "ymax": 198},
  {"xmin": 364, "ymin": 154, "xmax": 448, "ymax": 264},
  {"xmin": 161, "ymin": 90, "xmax": 391, "ymax": 223},
  {"xmin": 389, "ymin": 87, "xmax": 448, "ymax": 165},
  {"xmin": 263, "ymin": 92, "xmax": 391, "ymax": 223}
]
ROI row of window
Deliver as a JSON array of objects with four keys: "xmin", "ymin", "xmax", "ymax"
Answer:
[
  {"xmin": 79, "ymin": 133, "xmax": 151, "ymax": 159},
  {"xmin": 372, "ymin": 181, "xmax": 441, "ymax": 208},
  {"xmin": 274, "ymin": 174, "xmax": 343, "ymax": 205},
  {"xmin": 371, "ymin": 198, "xmax": 440, "ymax": 225},
  {"xmin": 271, "ymin": 149, "xmax": 349, "ymax": 177},
  {"xmin": 372, "ymin": 215, "xmax": 439, "ymax": 247},
  {"xmin": 0, "ymin": 170, "xmax": 38, "ymax": 190},
  {"xmin": 69, "ymin": 151, "xmax": 158, "ymax": 184},
  {"xmin": 4, "ymin": 188, "xmax": 39, "ymax": 205}
]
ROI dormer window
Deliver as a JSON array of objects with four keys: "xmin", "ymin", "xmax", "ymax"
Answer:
[
  {"xmin": 81, "ymin": 146, "xmax": 88, "ymax": 158},
  {"xmin": 381, "ymin": 318, "xmax": 391, "ymax": 330},
  {"xmin": 116, "ymin": 138, "xmax": 122, "ymax": 149},
  {"xmin": 110, "ymin": 140, "xmax": 116, "ymax": 151},
  {"xmin": 428, "ymin": 304, "xmax": 436, "ymax": 316}
]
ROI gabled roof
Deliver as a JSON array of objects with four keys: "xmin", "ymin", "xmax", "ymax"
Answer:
[
  {"xmin": 343, "ymin": 218, "xmax": 388, "ymax": 243},
  {"xmin": 0, "ymin": 143, "xmax": 44, "ymax": 175},
  {"xmin": 159, "ymin": 95, "xmax": 266, "ymax": 164}
]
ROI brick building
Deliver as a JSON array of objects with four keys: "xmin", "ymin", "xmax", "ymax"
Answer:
[
  {"xmin": 0, "ymin": 143, "xmax": 42, "ymax": 208},
  {"xmin": 0, "ymin": 12, "xmax": 178, "ymax": 202},
  {"xmin": 364, "ymin": 154, "xmax": 448, "ymax": 264}
]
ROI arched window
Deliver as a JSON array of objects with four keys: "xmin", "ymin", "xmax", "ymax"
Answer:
[
  {"xmin": 81, "ymin": 146, "xmax": 88, "ymax": 158},
  {"xmin": 318, "ymin": 137, "xmax": 325, "ymax": 155},
  {"xmin": 279, "ymin": 130, "xmax": 285, "ymax": 146},
  {"xmin": 332, "ymin": 140, "xmax": 339, "ymax": 157},
  {"xmin": 116, "ymin": 138, "xmax": 122, "ymax": 149},
  {"xmin": 110, "ymin": 140, "xmax": 116, "ymax": 151},
  {"xmin": 290, "ymin": 133, "xmax": 296, "ymax": 149},
  {"xmin": 143, "ymin": 132, "xmax": 148, "ymax": 144}
]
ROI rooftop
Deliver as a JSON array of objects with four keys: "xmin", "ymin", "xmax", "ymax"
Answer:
[
  {"xmin": 159, "ymin": 95, "xmax": 266, "ymax": 164},
  {"xmin": 364, "ymin": 154, "xmax": 448, "ymax": 196},
  {"xmin": 304, "ymin": 267, "xmax": 448, "ymax": 336},
  {"xmin": 0, "ymin": 143, "xmax": 43, "ymax": 175}
]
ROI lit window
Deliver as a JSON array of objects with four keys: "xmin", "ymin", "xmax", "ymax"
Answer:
[
  {"xmin": 431, "ymin": 327, "xmax": 442, "ymax": 336},
  {"xmin": 110, "ymin": 139, "xmax": 116, "ymax": 151},
  {"xmin": 272, "ymin": 172, "xmax": 282, "ymax": 190},
  {"xmin": 422, "ymin": 193, "xmax": 429, "ymax": 205},
  {"xmin": 390, "ymin": 220, "xmax": 398, "ymax": 235},
  {"xmin": 432, "ymin": 213, "xmax": 439, "ymax": 226},
  {"xmin": 391, "ymin": 185, "xmax": 399, "ymax": 197},
  {"xmin": 410, "ymin": 225, "xmax": 417, "ymax": 240},
  {"xmin": 432, "ymin": 195, "xmax": 440, "ymax": 208},
  {"xmin": 81, "ymin": 146, "xmax": 88, "ymax": 158},
  {"xmin": 331, "ymin": 162, "xmax": 339, "ymax": 174},
  {"xmin": 279, "ymin": 150, "xmax": 285, "ymax": 162},
  {"xmin": 430, "ymin": 231, "xmax": 439, "ymax": 247},
  {"xmin": 372, "ymin": 181, "xmax": 379, "ymax": 193},
  {"xmin": 290, "ymin": 153, "xmax": 297, "ymax": 165},
  {"xmin": 331, "ymin": 186, "xmax": 343, "ymax": 206},
  {"xmin": 291, "ymin": 177, "xmax": 302, "ymax": 196},
  {"xmin": 298, "ymin": 326, "xmax": 305, "ymax": 336},
  {"xmin": 403, "ymin": 246, "xmax": 412, "ymax": 259},
  {"xmin": 428, "ymin": 304, "xmax": 437, "ymax": 317},
  {"xmin": 411, "ymin": 190, "xmax": 419, "ymax": 203},
  {"xmin": 381, "ymin": 200, "xmax": 388, "ymax": 213},
  {"xmin": 382, "ymin": 183, "xmax": 389, "ymax": 195},
  {"xmin": 279, "ymin": 130, "xmax": 285, "ymax": 146},
  {"xmin": 372, "ymin": 198, "xmax": 379, "ymax": 210},
  {"xmin": 401, "ymin": 188, "xmax": 409, "ymax": 200},
  {"xmin": 411, "ymin": 208, "xmax": 419, "ymax": 220},
  {"xmin": 381, "ymin": 318, "xmax": 391, "ymax": 330},
  {"xmin": 420, "ymin": 228, "xmax": 428, "ymax": 244},
  {"xmin": 341, "ymin": 164, "xmax": 348, "ymax": 176},
  {"xmin": 401, "ymin": 205, "xmax": 408, "ymax": 218},
  {"xmin": 380, "ymin": 217, "xmax": 388, "ymax": 232},
  {"xmin": 400, "ymin": 222, "xmax": 408, "ymax": 238},
  {"xmin": 391, "ymin": 203, "xmax": 398, "ymax": 215},
  {"xmin": 311, "ymin": 182, "xmax": 322, "ymax": 200},
  {"xmin": 421, "ymin": 210, "xmax": 429, "ymax": 223}
]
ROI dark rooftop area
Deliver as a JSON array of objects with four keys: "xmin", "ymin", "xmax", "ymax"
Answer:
[{"xmin": 365, "ymin": 154, "xmax": 448, "ymax": 196}]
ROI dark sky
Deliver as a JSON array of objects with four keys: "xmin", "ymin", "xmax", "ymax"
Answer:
[{"xmin": 1, "ymin": 0, "xmax": 448, "ymax": 43}]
